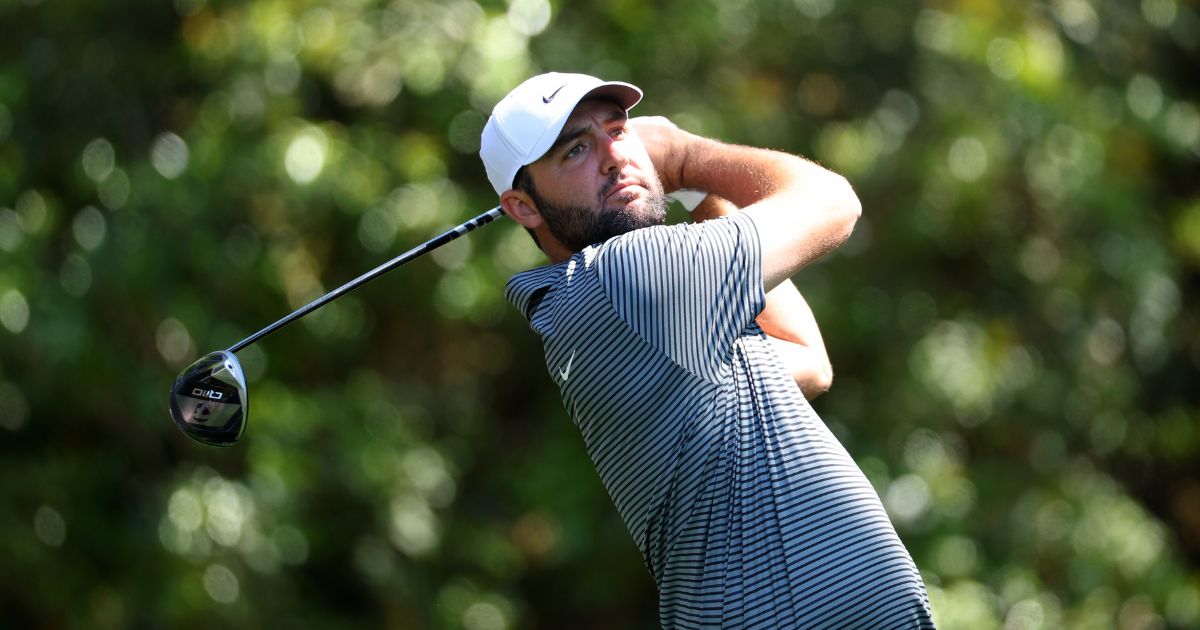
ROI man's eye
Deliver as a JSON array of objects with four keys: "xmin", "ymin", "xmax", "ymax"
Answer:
[
  {"xmin": 565, "ymin": 144, "xmax": 584, "ymax": 158},
  {"xmin": 611, "ymin": 127, "xmax": 626, "ymax": 138}
]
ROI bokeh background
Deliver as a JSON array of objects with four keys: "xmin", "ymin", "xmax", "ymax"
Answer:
[{"xmin": 2, "ymin": 0, "xmax": 1198, "ymax": 627}]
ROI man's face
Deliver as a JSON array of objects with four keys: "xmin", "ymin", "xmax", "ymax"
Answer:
[{"xmin": 522, "ymin": 99, "xmax": 667, "ymax": 252}]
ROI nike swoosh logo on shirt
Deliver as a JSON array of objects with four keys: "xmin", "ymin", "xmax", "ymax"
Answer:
[
  {"xmin": 543, "ymin": 84, "xmax": 566, "ymax": 104},
  {"xmin": 559, "ymin": 350, "xmax": 575, "ymax": 381}
]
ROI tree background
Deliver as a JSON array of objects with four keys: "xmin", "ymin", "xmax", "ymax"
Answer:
[{"xmin": 1, "ymin": 0, "xmax": 1198, "ymax": 627}]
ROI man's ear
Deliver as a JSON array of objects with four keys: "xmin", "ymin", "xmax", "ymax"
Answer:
[{"xmin": 500, "ymin": 189, "xmax": 543, "ymax": 230}]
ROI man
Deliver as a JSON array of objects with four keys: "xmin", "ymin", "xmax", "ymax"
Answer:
[{"xmin": 480, "ymin": 72, "xmax": 935, "ymax": 628}]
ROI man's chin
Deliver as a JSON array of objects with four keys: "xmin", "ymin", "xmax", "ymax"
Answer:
[{"xmin": 609, "ymin": 193, "xmax": 667, "ymax": 224}]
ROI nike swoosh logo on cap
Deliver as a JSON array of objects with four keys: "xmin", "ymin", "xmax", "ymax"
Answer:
[{"xmin": 543, "ymin": 84, "xmax": 566, "ymax": 104}]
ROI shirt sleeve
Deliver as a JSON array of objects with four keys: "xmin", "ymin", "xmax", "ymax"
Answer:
[{"xmin": 594, "ymin": 212, "xmax": 766, "ymax": 383}]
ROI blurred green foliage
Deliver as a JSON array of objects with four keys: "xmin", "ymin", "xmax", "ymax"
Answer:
[{"xmin": 1, "ymin": 0, "xmax": 1198, "ymax": 627}]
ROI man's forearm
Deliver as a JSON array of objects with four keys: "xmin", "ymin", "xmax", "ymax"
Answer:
[
  {"xmin": 760, "ymin": 280, "xmax": 833, "ymax": 398},
  {"xmin": 634, "ymin": 118, "xmax": 860, "ymax": 291},
  {"xmin": 660, "ymin": 135, "xmax": 814, "ymax": 210},
  {"xmin": 635, "ymin": 116, "xmax": 842, "ymax": 212}
]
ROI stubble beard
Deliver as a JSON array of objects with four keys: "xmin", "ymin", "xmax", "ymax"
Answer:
[{"xmin": 533, "ymin": 171, "xmax": 668, "ymax": 252}]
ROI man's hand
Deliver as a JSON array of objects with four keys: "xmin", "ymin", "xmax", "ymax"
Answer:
[{"xmin": 628, "ymin": 116, "xmax": 690, "ymax": 192}]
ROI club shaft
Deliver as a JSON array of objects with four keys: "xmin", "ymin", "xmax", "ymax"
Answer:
[{"xmin": 227, "ymin": 206, "xmax": 504, "ymax": 354}]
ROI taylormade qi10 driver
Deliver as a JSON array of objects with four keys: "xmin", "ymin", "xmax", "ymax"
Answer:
[{"xmin": 169, "ymin": 206, "xmax": 503, "ymax": 447}]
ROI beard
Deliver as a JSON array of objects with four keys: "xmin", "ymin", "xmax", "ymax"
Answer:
[{"xmin": 532, "ymin": 171, "xmax": 668, "ymax": 252}]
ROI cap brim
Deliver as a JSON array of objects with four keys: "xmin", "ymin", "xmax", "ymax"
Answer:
[{"xmin": 581, "ymin": 82, "xmax": 642, "ymax": 111}]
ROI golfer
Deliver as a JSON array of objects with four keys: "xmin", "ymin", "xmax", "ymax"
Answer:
[{"xmin": 480, "ymin": 72, "xmax": 935, "ymax": 628}]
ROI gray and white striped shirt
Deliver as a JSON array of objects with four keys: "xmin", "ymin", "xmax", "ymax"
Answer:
[{"xmin": 507, "ymin": 213, "xmax": 935, "ymax": 628}]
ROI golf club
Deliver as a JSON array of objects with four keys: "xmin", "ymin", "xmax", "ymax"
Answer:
[{"xmin": 169, "ymin": 206, "xmax": 504, "ymax": 447}]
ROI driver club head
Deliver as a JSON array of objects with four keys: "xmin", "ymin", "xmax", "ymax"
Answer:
[{"xmin": 169, "ymin": 350, "xmax": 248, "ymax": 447}]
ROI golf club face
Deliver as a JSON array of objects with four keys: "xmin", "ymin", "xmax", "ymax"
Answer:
[{"xmin": 169, "ymin": 351, "xmax": 248, "ymax": 447}]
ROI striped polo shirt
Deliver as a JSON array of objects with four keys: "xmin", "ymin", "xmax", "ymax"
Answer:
[{"xmin": 506, "ymin": 213, "xmax": 935, "ymax": 628}]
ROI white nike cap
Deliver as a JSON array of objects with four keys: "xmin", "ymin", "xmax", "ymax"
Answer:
[{"xmin": 480, "ymin": 72, "xmax": 642, "ymax": 195}]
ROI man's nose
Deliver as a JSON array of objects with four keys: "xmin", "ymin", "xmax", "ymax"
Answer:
[{"xmin": 599, "ymin": 134, "xmax": 630, "ymax": 174}]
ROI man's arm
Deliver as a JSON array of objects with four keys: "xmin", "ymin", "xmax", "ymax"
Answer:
[
  {"xmin": 633, "ymin": 118, "xmax": 861, "ymax": 292},
  {"xmin": 691, "ymin": 194, "xmax": 834, "ymax": 398}
]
